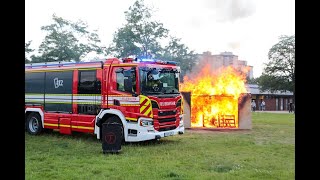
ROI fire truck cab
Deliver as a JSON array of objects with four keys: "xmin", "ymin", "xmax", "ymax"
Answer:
[{"xmin": 25, "ymin": 57, "xmax": 184, "ymax": 142}]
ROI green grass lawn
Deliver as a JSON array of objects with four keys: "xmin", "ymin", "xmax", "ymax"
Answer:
[{"xmin": 25, "ymin": 112, "xmax": 295, "ymax": 180}]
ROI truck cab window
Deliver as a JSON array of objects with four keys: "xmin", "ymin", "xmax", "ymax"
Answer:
[
  {"xmin": 116, "ymin": 67, "xmax": 136, "ymax": 93},
  {"xmin": 116, "ymin": 71, "xmax": 125, "ymax": 92}
]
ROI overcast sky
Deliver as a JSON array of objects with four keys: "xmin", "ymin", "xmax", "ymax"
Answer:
[{"xmin": 25, "ymin": 0, "xmax": 295, "ymax": 78}]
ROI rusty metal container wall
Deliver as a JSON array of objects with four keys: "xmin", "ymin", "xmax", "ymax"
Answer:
[
  {"xmin": 238, "ymin": 93, "xmax": 252, "ymax": 129},
  {"xmin": 181, "ymin": 92, "xmax": 191, "ymax": 128}
]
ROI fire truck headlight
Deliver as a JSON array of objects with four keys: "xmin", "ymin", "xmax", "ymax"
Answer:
[
  {"xmin": 140, "ymin": 119, "xmax": 154, "ymax": 127},
  {"xmin": 179, "ymin": 115, "xmax": 184, "ymax": 126},
  {"xmin": 179, "ymin": 120, "xmax": 184, "ymax": 126}
]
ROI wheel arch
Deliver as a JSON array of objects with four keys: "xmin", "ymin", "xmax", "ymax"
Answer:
[
  {"xmin": 95, "ymin": 109, "xmax": 128, "ymax": 141},
  {"xmin": 25, "ymin": 108, "xmax": 44, "ymax": 128}
]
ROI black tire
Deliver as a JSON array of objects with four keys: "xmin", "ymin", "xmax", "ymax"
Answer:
[
  {"xmin": 100, "ymin": 116, "xmax": 124, "ymax": 142},
  {"xmin": 26, "ymin": 113, "xmax": 43, "ymax": 135},
  {"xmin": 107, "ymin": 116, "xmax": 122, "ymax": 124}
]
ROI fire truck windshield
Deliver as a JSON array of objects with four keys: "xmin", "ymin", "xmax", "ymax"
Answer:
[{"xmin": 140, "ymin": 68, "xmax": 180, "ymax": 95}]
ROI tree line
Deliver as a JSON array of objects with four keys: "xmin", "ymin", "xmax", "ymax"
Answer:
[
  {"xmin": 25, "ymin": 0, "xmax": 196, "ymax": 78},
  {"xmin": 25, "ymin": 0, "xmax": 295, "ymax": 104}
]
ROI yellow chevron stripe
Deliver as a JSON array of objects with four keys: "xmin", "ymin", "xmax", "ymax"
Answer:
[
  {"xmin": 140, "ymin": 105, "xmax": 148, "ymax": 113},
  {"xmin": 139, "ymin": 95, "xmax": 153, "ymax": 118},
  {"xmin": 144, "ymin": 108, "xmax": 152, "ymax": 117}
]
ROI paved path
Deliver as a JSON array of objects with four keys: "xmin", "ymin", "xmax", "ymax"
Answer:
[{"xmin": 254, "ymin": 110, "xmax": 294, "ymax": 114}]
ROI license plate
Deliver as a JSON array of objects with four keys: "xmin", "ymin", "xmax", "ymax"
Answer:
[{"xmin": 164, "ymin": 131, "xmax": 174, "ymax": 137}]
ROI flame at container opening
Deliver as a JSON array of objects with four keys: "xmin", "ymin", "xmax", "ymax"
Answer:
[{"xmin": 180, "ymin": 64, "xmax": 248, "ymax": 128}]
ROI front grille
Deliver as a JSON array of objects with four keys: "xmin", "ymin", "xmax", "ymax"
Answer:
[
  {"xmin": 159, "ymin": 126, "xmax": 176, "ymax": 131},
  {"xmin": 158, "ymin": 117, "xmax": 176, "ymax": 123},
  {"xmin": 158, "ymin": 110, "xmax": 176, "ymax": 116},
  {"xmin": 157, "ymin": 117, "xmax": 177, "ymax": 132}
]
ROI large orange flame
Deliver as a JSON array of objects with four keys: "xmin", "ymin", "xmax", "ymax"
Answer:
[{"xmin": 180, "ymin": 64, "xmax": 248, "ymax": 128}]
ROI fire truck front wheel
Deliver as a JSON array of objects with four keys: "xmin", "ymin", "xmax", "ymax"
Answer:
[
  {"xmin": 26, "ymin": 113, "xmax": 43, "ymax": 135},
  {"xmin": 100, "ymin": 116, "xmax": 124, "ymax": 142}
]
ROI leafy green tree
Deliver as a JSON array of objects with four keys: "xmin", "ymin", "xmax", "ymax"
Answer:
[
  {"xmin": 161, "ymin": 36, "xmax": 197, "ymax": 79},
  {"xmin": 257, "ymin": 35, "xmax": 295, "ymax": 104},
  {"xmin": 37, "ymin": 14, "xmax": 104, "ymax": 62},
  {"xmin": 25, "ymin": 41, "xmax": 34, "ymax": 63},
  {"xmin": 107, "ymin": 0, "xmax": 168, "ymax": 58},
  {"xmin": 246, "ymin": 77, "xmax": 258, "ymax": 84},
  {"xmin": 107, "ymin": 0, "xmax": 196, "ymax": 80}
]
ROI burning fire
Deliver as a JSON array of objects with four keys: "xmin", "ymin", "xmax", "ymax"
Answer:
[{"xmin": 180, "ymin": 65, "xmax": 248, "ymax": 128}]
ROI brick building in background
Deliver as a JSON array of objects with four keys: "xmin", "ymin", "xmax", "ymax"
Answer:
[
  {"xmin": 246, "ymin": 84, "xmax": 294, "ymax": 111},
  {"xmin": 197, "ymin": 51, "xmax": 254, "ymax": 79}
]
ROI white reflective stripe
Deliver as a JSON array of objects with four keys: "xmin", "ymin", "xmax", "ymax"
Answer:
[
  {"xmin": 75, "ymin": 102, "xmax": 100, "ymax": 105},
  {"xmin": 75, "ymin": 99, "xmax": 101, "ymax": 102},
  {"xmin": 45, "ymin": 99, "xmax": 72, "ymax": 102},
  {"xmin": 26, "ymin": 93, "xmax": 44, "ymax": 102},
  {"xmin": 25, "ymin": 94, "xmax": 44, "ymax": 99},
  {"xmin": 108, "ymin": 96, "xmax": 139, "ymax": 101},
  {"xmin": 73, "ymin": 96, "xmax": 102, "ymax": 100},
  {"xmin": 74, "ymin": 95, "xmax": 101, "ymax": 104},
  {"xmin": 107, "ymin": 96, "xmax": 140, "ymax": 105},
  {"xmin": 107, "ymin": 100, "xmax": 139, "ymax": 105},
  {"xmin": 25, "ymin": 99, "xmax": 44, "ymax": 102},
  {"xmin": 45, "ymin": 95, "xmax": 72, "ymax": 99},
  {"xmin": 73, "ymin": 100, "xmax": 101, "ymax": 104}
]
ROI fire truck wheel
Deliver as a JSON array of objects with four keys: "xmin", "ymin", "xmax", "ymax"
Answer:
[
  {"xmin": 104, "ymin": 116, "xmax": 124, "ymax": 142},
  {"xmin": 26, "ymin": 113, "xmax": 43, "ymax": 135}
]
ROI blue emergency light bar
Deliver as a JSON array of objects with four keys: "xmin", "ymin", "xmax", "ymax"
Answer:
[
  {"xmin": 137, "ymin": 58, "xmax": 178, "ymax": 65},
  {"xmin": 138, "ymin": 58, "xmax": 155, "ymax": 62}
]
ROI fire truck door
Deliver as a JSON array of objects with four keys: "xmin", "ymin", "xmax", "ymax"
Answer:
[{"xmin": 77, "ymin": 70, "xmax": 101, "ymax": 115}]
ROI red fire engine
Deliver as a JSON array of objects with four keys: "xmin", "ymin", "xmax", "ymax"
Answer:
[{"xmin": 25, "ymin": 57, "xmax": 184, "ymax": 142}]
